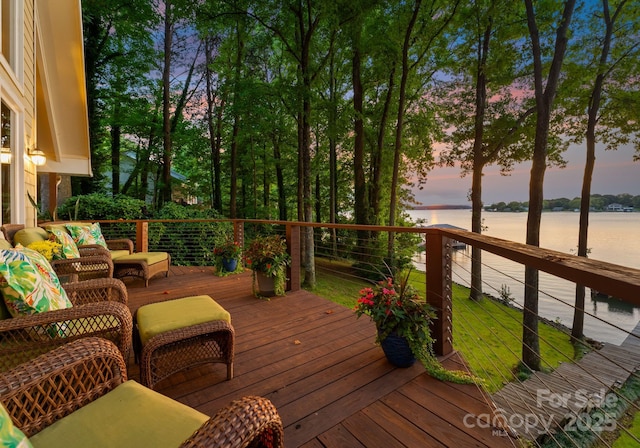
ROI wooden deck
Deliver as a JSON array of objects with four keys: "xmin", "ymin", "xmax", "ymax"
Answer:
[{"xmin": 123, "ymin": 266, "xmax": 517, "ymax": 447}]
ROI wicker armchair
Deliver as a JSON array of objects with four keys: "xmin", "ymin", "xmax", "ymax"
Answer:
[
  {"xmin": 0, "ymin": 278, "xmax": 132, "ymax": 372},
  {"xmin": 3, "ymin": 224, "xmax": 114, "ymax": 282},
  {"xmin": 0, "ymin": 338, "xmax": 284, "ymax": 448}
]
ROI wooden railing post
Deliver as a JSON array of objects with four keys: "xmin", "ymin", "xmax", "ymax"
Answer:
[
  {"xmin": 233, "ymin": 220, "xmax": 244, "ymax": 249},
  {"xmin": 286, "ymin": 224, "xmax": 301, "ymax": 292},
  {"xmin": 426, "ymin": 230, "xmax": 453, "ymax": 356},
  {"xmin": 136, "ymin": 220, "xmax": 148, "ymax": 253}
]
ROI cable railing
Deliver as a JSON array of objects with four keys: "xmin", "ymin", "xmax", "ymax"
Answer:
[{"xmin": 94, "ymin": 218, "xmax": 640, "ymax": 447}]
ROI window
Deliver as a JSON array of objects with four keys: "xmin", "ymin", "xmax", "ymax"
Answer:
[
  {"xmin": 1, "ymin": 101, "xmax": 11, "ymax": 223},
  {"xmin": 1, "ymin": 0, "xmax": 11, "ymax": 66}
]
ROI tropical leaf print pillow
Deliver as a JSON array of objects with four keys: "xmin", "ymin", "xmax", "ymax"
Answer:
[
  {"xmin": 47, "ymin": 228, "xmax": 81, "ymax": 259},
  {"xmin": 65, "ymin": 222, "xmax": 108, "ymax": 248},
  {"xmin": 0, "ymin": 246, "xmax": 72, "ymax": 318},
  {"xmin": 0, "ymin": 403, "xmax": 32, "ymax": 448}
]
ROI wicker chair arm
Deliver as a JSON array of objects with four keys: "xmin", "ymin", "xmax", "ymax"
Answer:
[
  {"xmin": 0, "ymin": 301, "xmax": 133, "ymax": 370},
  {"xmin": 0, "ymin": 337, "xmax": 127, "ymax": 437},
  {"xmin": 78, "ymin": 245, "xmax": 112, "ymax": 258},
  {"xmin": 180, "ymin": 396, "xmax": 284, "ymax": 448},
  {"xmin": 63, "ymin": 277, "xmax": 128, "ymax": 306},
  {"xmin": 106, "ymin": 238, "xmax": 134, "ymax": 253},
  {"xmin": 51, "ymin": 255, "xmax": 114, "ymax": 281}
]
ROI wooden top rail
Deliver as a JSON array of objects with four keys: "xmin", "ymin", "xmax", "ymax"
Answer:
[{"xmin": 436, "ymin": 228, "xmax": 640, "ymax": 306}]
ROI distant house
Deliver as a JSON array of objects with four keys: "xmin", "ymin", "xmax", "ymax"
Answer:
[
  {"xmin": 607, "ymin": 203, "xmax": 624, "ymax": 212},
  {"xmin": 0, "ymin": 1, "xmax": 90, "ymax": 227},
  {"xmin": 102, "ymin": 151, "xmax": 198, "ymax": 205}
]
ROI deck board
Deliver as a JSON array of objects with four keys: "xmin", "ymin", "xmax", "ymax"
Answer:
[{"xmin": 124, "ymin": 267, "xmax": 517, "ymax": 447}]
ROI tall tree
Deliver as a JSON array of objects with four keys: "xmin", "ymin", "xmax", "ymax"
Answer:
[
  {"xmin": 564, "ymin": 0, "xmax": 640, "ymax": 339},
  {"xmin": 81, "ymin": 0, "xmax": 157, "ymax": 196},
  {"xmin": 387, "ymin": 0, "xmax": 458, "ymax": 263},
  {"xmin": 439, "ymin": 0, "xmax": 534, "ymax": 301},
  {"xmin": 522, "ymin": 0, "xmax": 576, "ymax": 370}
]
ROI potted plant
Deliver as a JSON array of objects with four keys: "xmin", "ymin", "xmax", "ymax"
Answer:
[
  {"xmin": 244, "ymin": 235, "xmax": 291, "ymax": 297},
  {"xmin": 213, "ymin": 240, "xmax": 242, "ymax": 274},
  {"xmin": 354, "ymin": 273, "xmax": 479, "ymax": 384}
]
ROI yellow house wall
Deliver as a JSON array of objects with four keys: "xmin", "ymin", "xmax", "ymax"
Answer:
[{"xmin": 23, "ymin": 0, "xmax": 37, "ymax": 226}]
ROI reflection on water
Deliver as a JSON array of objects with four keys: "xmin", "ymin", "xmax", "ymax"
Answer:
[{"xmin": 410, "ymin": 209, "xmax": 640, "ymax": 345}]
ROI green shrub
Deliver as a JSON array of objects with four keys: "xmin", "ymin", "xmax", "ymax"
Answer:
[
  {"xmin": 58, "ymin": 194, "xmax": 147, "ymax": 220},
  {"xmin": 154, "ymin": 202, "xmax": 222, "ymax": 219}
]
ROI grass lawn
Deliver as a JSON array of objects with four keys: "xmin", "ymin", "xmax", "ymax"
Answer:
[{"xmin": 310, "ymin": 258, "xmax": 576, "ymax": 394}]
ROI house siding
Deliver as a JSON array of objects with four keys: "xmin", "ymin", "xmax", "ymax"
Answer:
[{"xmin": 23, "ymin": 0, "xmax": 37, "ymax": 225}]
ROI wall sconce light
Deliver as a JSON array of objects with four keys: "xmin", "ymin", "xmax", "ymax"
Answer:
[
  {"xmin": 29, "ymin": 148, "xmax": 46, "ymax": 166},
  {"xmin": 0, "ymin": 147, "xmax": 10, "ymax": 164}
]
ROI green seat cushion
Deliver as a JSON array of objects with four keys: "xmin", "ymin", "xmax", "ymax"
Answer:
[
  {"xmin": 12, "ymin": 228, "xmax": 48, "ymax": 247},
  {"xmin": 41, "ymin": 224, "xmax": 69, "ymax": 234},
  {"xmin": 29, "ymin": 380, "xmax": 208, "ymax": 448},
  {"xmin": 137, "ymin": 295, "xmax": 230, "ymax": 346},
  {"xmin": 114, "ymin": 252, "xmax": 168, "ymax": 265},
  {"xmin": 109, "ymin": 250, "xmax": 131, "ymax": 260},
  {"xmin": 0, "ymin": 402, "xmax": 33, "ymax": 448}
]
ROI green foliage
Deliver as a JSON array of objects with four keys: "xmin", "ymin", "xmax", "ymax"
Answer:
[
  {"xmin": 485, "ymin": 194, "xmax": 639, "ymax": 212},
  {"xmin": 154, "ymin": 202, "xmax": 221, "ymax": 219},
  {"xmin": 57, "ymin": 194, "xmax": 147, "ymax": 220},
  {"xmin": 244, "ymin": 235, "xmax": 290, "ymax": 277}
]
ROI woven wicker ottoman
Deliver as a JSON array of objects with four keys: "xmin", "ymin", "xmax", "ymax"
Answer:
[
  {"xmin": 133, "ymin": 295, "xmax": 234, "ymax": 390},
  {"xmin": 113, "ymin": 252, "xmax": 171, "ymax": 287}
]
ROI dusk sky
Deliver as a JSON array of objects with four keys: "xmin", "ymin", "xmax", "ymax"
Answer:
[{"xmin": 414, "ymin": 142, "xmax": 639, "ymax": 206}]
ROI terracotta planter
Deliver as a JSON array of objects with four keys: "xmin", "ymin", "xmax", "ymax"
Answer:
[{"xmin": 255, "ymin": 271, "xmax": 275, "ymax": 296}]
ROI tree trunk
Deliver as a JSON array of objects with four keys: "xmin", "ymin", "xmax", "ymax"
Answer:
[
  {"xmin": 204, "ymin": 36, "xmax": 221, "ymax": 211},
  {"xmin": 469, "ymin": 16, "xmax": 492, "ymax": 301},
  {"xmin": 372, "ymin": 65, "xmax": 395, "ymax": 226},
  {"xmin": 388, "ymin": 0, "xmax": 420, "ymax": 263},
  {"xmin": 161, "ymin": 0, "xmax": 173, "ymax": 207},
  {"xmin": 273, "ymin": 137, "xmax": 286, "ymax": 221},
  {"xmin": 523, "ymin": 0, "xmax": 576, "ymax": 370},
  {"xmin": 352, "ymin": 24, "xmax": 369, "ymax": 256},
  {"xmin": 301, "ymin": 41, "xmax": 315, "ymax": 288},
  {"xmin": 110, "ymin": 123, "xmax": 121, "ymax": 196},
  {"xmin": 328, "ymin": 34, "xmax": 338, "ymax": 257},
  {"xmin": 573, "ymin": 0, "xmax": 617, "ymax": 340},
  {"xmin": 229, "ymin": 21, "xmax": 244, "ymax": 219}
]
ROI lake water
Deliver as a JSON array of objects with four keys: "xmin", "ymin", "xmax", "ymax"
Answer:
[{"xmin": 408, "ymin": 209, "xmax": 640, "ymax": 345}]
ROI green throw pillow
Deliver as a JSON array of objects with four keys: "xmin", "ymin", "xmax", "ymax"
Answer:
[
  {"xmin": 47, "ymin": 229, "xmax": 80, "ymax": 259},
  {"xmin": 65, "ymin": 223, "xmax": 108, "ymax": 248},
  {"xmin": 0, "ymin": 246, "xmax": 72, "ymax": 318},
  {"xmin": 0, "ymin": 403, "xmax": 33, "ymax": 448}
]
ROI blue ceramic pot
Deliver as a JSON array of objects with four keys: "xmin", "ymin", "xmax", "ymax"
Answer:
[
  {"xmin": 379, "ymin": 330, "xmax": 416, "ymax": 368},
  {"xmin": 222, "ymin": 257, "xmax": 238, "ymax": 272}
]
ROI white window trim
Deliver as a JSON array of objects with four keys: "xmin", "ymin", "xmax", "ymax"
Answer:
[
  {"xmin": 0, "ymin": 0, "xmax": 24, "ymax": 88},
  {"xmin": 1, "ymin": 87, "xmax": 26, "ymax": 225}
]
